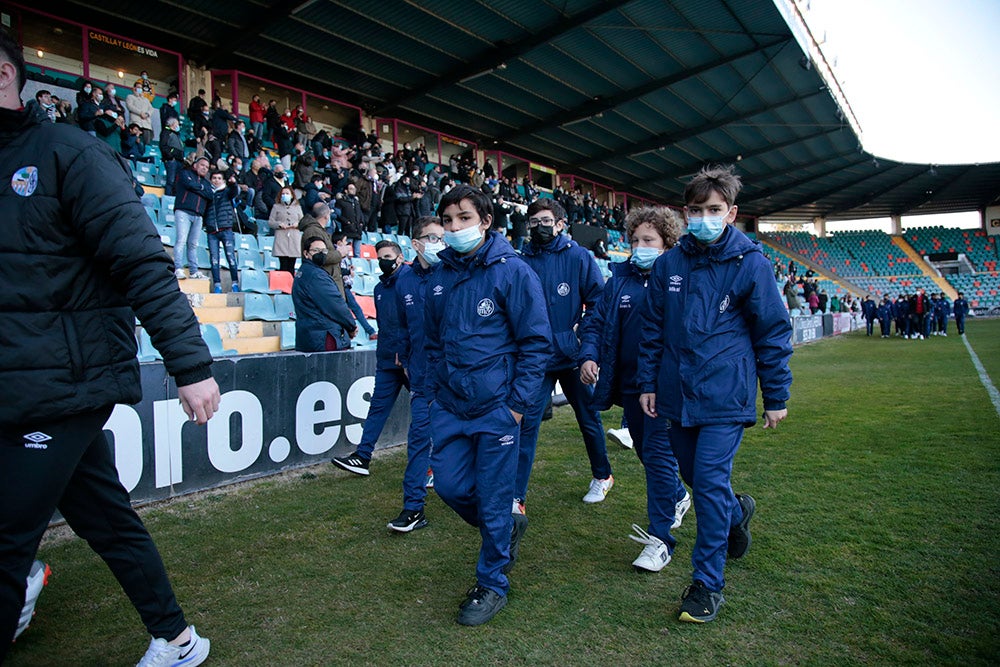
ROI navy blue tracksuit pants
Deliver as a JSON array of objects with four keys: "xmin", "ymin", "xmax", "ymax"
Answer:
[
  {"xmin": 645, "ymin": 419, "xmax": 746, "ymax": 592},
  {"xmin": 430, "ymin": 403, "xmax": 519, "ymax": 596},
  {"xmin": 356, "ymin": 367, "xmax": 409, "ymax": 461},
  {"xmin": 514, "ymin": 368, "xmax": 610, "ymax": 502},
  {"xmin": 402, "ymin": 394, "xmax": 432, "ymax": 512},
  {"xmin": 623, "ymin": 397, "xmax": 686, "ymax": 544}
]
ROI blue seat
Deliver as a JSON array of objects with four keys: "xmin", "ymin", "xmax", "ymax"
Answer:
[
  {"xmin": 141, "ymin": 193, "xmax": 160, "ymax": 211},
  {"xmin": 402, "ymin": 247, "xmax": 417, "ymax": 262},
  {"xmin": 240, "ymin": 268, "xmax": 280, "ymax": 294},
  {"xmin": 273, "ymin": 294, "xmax": 296, "ymax": 320},
  {"xmin": 144, "ymin": 206, "xmax": 158, "ymax": 225},
  {"xmin": 258, "ymin": 234, "xmax": 275, "ymax": 253},
  {"xmin": 354, "ymin": 274, "xmax": 378, "ymax": 297},
  {"xmin": 136, "ymin": 328, "xmax": 163, "ymax": 362},
  {"xmin": 200, "ymin": 325, "xmax": 238, "ymax": 357},
  {"xmin": 261, "ymin": 250, "xmax": 282, "ymax": 271},
  {"xmin": 351, "ymin": 257, "xmax": 369, "ymax": 275},
  {"xmin": 397, "ymin": 235, "xmax": 411, "ymax": 247},
  {"xmin": 236, "ymin": 248, "xmax": 263, "ymax": 271},
  {"xmin": 243, "ymin": 293, "xmax": 284, "ymax": 321},
  {"xmin": 280, "ymin": 320, "xmax": 296, "ymax": 350},
  {"xmin": 235, "ymin": 233, "xmax": 260, "ymax": 254},
  {"xmin": 155, "ymin": 223, "xmax": 176, "ymax": 247}
]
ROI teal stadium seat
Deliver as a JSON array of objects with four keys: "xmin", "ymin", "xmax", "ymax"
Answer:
[{"xmin": 199, "ymin": 325, "xmax": 238, "ymax": 357}]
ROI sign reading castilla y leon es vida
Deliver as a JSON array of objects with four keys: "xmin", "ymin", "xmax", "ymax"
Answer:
[{"xmin": 88, "ymin": 30, "xmax": 159, "ymax": 58}]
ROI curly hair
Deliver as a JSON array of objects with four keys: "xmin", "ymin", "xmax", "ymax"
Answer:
[{"xmin": 624, "ymin": 206, "xmax": 683, "ymax": 249}]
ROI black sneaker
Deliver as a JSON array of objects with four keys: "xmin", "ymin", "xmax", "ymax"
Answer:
[
  {"xmin": 728, "ymin": 493, "xmax": 756, "ymax": 559},
  {"xmin": 331, "ymin": 451, "xmax": 370, "ymax": 476},
  {"xmin": 457, "ymin": 585, "xmax": 507, "ymax": 626},
  {"xmin": 678, "ymin": 580, "xmax": 725, "ymax": 623},
  {"xmin": 502, "ymin": 511, "xmax": 529, "ymax": 575},
  {"xmin": 387, "ymin": 509, "xmax": 428, "ymax": 533}
]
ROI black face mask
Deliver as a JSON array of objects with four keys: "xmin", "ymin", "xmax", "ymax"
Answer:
[
  {"xmin": 378, "ymin": 258, "xmax": 397, "ymax": 275},
  {"xmin": 530, "ymin": 226, "xmax": 555, "ymax": 246},
  {"xmin": 311, "ymin": 252, "xmax": 327, "ymax": 267}
]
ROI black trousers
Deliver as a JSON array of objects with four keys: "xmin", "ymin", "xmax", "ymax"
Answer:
[{"xmin": 0, "ymin": 408, "xmax": 186, "ymax": 659}]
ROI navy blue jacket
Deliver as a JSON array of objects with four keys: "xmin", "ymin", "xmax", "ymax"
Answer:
[
  {"xmin": 892, "ymin": 298, "xmax": 910, "ymax": 319},
  {"xmin": 292, "ymin": 260, "xmax": 356, "ymax": 352},
  {"xmin": 374, "ymin": 263, "xmax": 411, "ymax": 370},
  {"xmin": 175, "ymin": 168, "xmax": 213, "ymax": 216},
  {"xmin": 425, "ymin": 232, "xmax": 551, "ymax": 419},
  {"xmin": 935, "ymin": 298, "xmax": 951, "ymax": 317},
  {"xmin": 579, "ymin": 259, "xmax": 650, "ymax": 411},
  {"xmin": 861, "ymin": 298, "xmax": 877, "ymax": 321},
  {"xmin": 203, "ymin": 183, "xmax": 239, "ymax": 233},
  {"xmin": 396, "ymin": 260, "xmax": 438, "ymax": 395},
  {"xmin": 953, "ymin": 298, "xmax": 969, "ymax": 318},
  {"xmin": 637, "ymin": 226, "xmax": 793, "ymax": 427},
  {"xmin": 876, "ymin": 301, "xmax": 893, "ymax": 321},
  {"xmin": 521, "ymin": 233, "xmax": 603, "ymax": 372}
]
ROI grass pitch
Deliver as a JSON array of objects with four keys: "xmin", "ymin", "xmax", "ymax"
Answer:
[{"xmin": 9, "ymin": 320, "xmax": 1000, "ymax": 666}]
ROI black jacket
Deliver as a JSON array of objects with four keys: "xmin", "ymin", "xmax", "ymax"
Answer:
[{"xmin": 0, "ymin": 107, "xmax": 212, "ymax": 424}]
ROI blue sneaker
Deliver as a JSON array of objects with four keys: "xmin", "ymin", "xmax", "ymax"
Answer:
[{"xmin": 232, "ymin": 285, "xmax": 240, "ymax": 293}]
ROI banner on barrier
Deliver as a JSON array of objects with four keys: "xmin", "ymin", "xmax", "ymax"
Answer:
[
  {"xmin": 102, "ymin": 350, "xmax": 410, "ymax": 505},
  {"xmin": 792, "ymin": 314, "xmax": 824, "ymax": 344},
  {"xmin": 831, "ymin": 313, "xmax": 853, "ymax": 335}
]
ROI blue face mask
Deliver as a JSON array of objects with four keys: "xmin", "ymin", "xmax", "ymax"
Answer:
[
  {"xmin": 686, "ymin": 211, "xmax": 729, "ymax": 243},
  {"xmin": 421, "ymin": 241, "xmax": 445, "ymax": 265},
  {"xmin": 444, "ymin": 225, "xmax": 483, "ymax": 254},
  {"xmin": 631, "ymin": 246, "xmax": 662, "ymax": 270}
]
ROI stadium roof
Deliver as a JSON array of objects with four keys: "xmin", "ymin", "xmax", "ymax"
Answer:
[{"xmin": 55, "ymin": 0, "xmax": 1000, "ymax": 221}]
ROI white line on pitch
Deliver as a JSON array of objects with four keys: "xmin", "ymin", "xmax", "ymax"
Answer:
[{"xmin": 962, "ymin": 334, "xmax": 1000, "ymax": 420}]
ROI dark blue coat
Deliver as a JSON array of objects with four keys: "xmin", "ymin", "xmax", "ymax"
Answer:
[
  {"xmin": 953, "ymin": 298, "xmax": 969, "ymax": 318},
  {"xmin": 292, "ymin": 260, "xmax": 356, "ymax": 352},
  {"xmin": 374, "ymin": 263, "xmax": 411, "ymax": 370},
  {"xmin": 876, "ymin": 301, "xmax": 893, "ymax": 321},
  {"xmin": 892, "ymin": 298, "xmax": 910, "ymax": 319},
  {"xmin": 203, "ymin": 183, "xmax": 239, "ymax": 232},
  {"xmin": 521, "ymin": 233, "xmax": 603, "ymax": 372},
  {"xmin": 579, "ymin": 259, "xmax": 650, "ymax": 411},
  {"xmin": 425, "ymin": 232, "xmax": 551, "ymax": 419},
  {"xmin": 174, "ymin": 168, "xmax": 212, "ymax": 216},
  {"xmin": 637, "ymin": 226, "xmax": 793, "ymax": 427},
  {"xmin": 861, "ymin": 298, "xmax": 877, "ymax": 321},
  {"xmin": 396, "ymin": 260, "xmax": 438, "ymax": 395}
]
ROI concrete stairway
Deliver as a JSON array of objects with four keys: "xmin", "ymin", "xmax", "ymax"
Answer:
[{"xmin": 891, "ymin": 236, "xmax": 958, "ymax": 299}]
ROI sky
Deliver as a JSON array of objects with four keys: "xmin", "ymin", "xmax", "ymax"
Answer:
[{"xmin": 789, "ymin": 0, "xmax": 1000, "ymax": 232}]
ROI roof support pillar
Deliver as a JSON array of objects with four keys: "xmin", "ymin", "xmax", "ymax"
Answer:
[
  {"xmin": 890, "ymin": 214, "xmax": 902, "ymax": 235},
  {"xmin": 812, "ymin": 216, "xmax": 826, "ymax": 237}
]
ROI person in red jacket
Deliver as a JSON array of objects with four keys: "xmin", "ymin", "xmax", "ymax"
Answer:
[{"xmin": 248, "ymin": 94, "xmax": 265, "ymax": 142}]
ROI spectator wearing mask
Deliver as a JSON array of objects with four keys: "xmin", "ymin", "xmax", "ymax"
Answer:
[
  {"xmin": 292, "ymin": 236, "xmax": 357, "ymax": 352},
  {"xmin": 75, "ymin": 79, "xmax": 94, "ymax": 108},
  {"xmin": 160, "ymin": 117, "xmax": 184, "ymax": 196},
  {"xmin": 160, "ymin": 90, "xmax": 180, "ymax": 132},
  {"xmin": 187, "ymin": 88, "xmax": 207, "ymax": 123},
  {"xmin": 133, "ymin": 70, "xmax": 155, "ymax": 101},
  {"xmin": 121, "ymin": 122, "xmax": 149, "ymax": 162},
  {"xmin": 268, "ymin": 186, "xmax": 303, "ymax": 273},
  {"xmin": 226, "ymin": 119, "xmax": 250, "ymax": 161},
  {"xmin": 173, "ymin": 156, "xmax": 213, "ymax": 280},
  {"xmin": 261, "ymin": 165, "xmax": 287, "ymax": 216},
  {"xmin": 302, "ymin": 173, "xmax": 331, "ymax": 213},
  {"xmin": 24, "ymin": 89, "xmax": 55, "ymax": 123},
  {"xmin": 242, "ymin": 155, "xmax": 272, "ymax": 218},
  {"xmin": 337, "ymin": 182, "xmax": 364, "ymax": 257},
  {"xmin": 125, "ymin": 83, "xmax": 154, "ymax": 145},
  {"xmin": 249, "ymin": 94, "xmax": 266, "ymax": 142},
  {"xmin": 210, "ymin": 99, "xmax": 236, "ymax": 143},
  {"xmin": 93, "ymin": 106, "xmax": 126, "ymax": 153},
  {"xmin": 100, "ymin": 83, "xmax": 127, "ymax": 119},
  {"xmin": 77, "ymin": 86, "xmax": 103, "ymax": 136},
  {"xmin": 329, "ymin": 232, "xmax": 377, "ymax": 339}
]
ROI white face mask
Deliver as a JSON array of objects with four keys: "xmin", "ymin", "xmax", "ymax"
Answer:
[
  {"xmin": 421, "ymin": 241, "xmax": 446, "ymax": 264},
  {"xmin": 281, "ymin": 194, "xmax": 292, "ymax": 205}
]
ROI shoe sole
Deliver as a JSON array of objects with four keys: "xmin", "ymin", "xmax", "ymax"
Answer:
[
  {"xmin": 606, "ymin": 430, "xmax": 633, "ymax": 449},
  {"xmin": 672, "ymin": 494, "xmax": 692, "ymax": 530},
  {"xmin": 632, "ymin": 559, "xmax": 668, "ymax": 573},
  {"xmin": 331, "ymin": 460, "xmax": 370, "ymax": 476},
  {"xmin": 728, "ymin": 494, "xmax": 756, "ymax": 559},
  {"xmin": 679, "ymin": 592, "xmax": 725, "ymax": 623},
  {"xmin": 457, "ymin": 595, "xmax": 508, "ymax": 626},
  {"xmin": 387, "ymin": 518, "xmax": 428, "ymax": 533}
]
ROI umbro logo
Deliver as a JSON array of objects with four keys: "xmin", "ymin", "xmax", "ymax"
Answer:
[
  {"xmin": 499, "ymin": 434, "xmax": 515, "ymax": 446},
  {"xmin": 433, "ymin": 284, "xmax": 443, "ymax": 296},
  {"xmin": 669, "ymin": 275, "xmax": 683, "ymax": 285},
  {"xmin": 23, "ymin": 431, "xmax": 51, "ymax": 450}
]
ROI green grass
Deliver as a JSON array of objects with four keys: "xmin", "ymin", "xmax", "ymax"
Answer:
[{"xmin": 9, "ymin": 321, "xmax": 1000, "ymax": 666}]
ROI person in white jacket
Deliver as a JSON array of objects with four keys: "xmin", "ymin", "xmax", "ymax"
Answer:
[{"xmin": 126, "ymin": 85, "xmax": 154, "ymax": 145}]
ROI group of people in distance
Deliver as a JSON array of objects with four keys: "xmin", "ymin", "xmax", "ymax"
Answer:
[
  {"xmin": 864, "ymin": 289, "xmax": 970, "ymax": 338},
  {"xmin": 324, "ymin": 165, "xmax": 792, "ymax": 627}
]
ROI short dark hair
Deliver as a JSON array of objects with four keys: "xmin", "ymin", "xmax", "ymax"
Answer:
[
  {"xmin": 526, "ymin": 198, "xmax": 566, "ymax": 221},
  {"xmin": 35, "ymin": 89, "xmax": 51, "ymax": 100},
  {"xmin": 412, "ymin": 216, "xmax": 442, "ymax": 239},
  {"xmin": 302, "ymin": 235, "xmax": 326, "ymax": 253},
  {"xmin": 437, "ymin": 184, "xmax": 492, "ymax": 223},
  {"xmin": 167, "ymin": 91, "xmax": 178, "ymax": 100},
  {"xmin": 0, "ymin": 29, "xmax": 27, "ymax": 94},
  {"xmin": 684, "ymin": 164, "xmax": 742, "ymax": 207},
  {"xmin": 329, "ymin": 230, "xmax": 348, "ymax": 245},
  {"xmin": 374, "ymin": 239, "xmax": 402, "ymax": 256}
]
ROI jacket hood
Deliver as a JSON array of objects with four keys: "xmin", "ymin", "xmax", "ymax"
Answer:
[
  {"xmin": 679, "ymin": 225, "xmax": 759, "ymax": 262},
  {"xmin": 0, "ymin": 107, "xmax": 38, "ymax": 147},
  {"xmin": 439, "ymin": 231, "xmax": 516, "ymax": 270},
  {"xmin": 522, "ymin": 232, "xmax": 571, "ymax": 257}
]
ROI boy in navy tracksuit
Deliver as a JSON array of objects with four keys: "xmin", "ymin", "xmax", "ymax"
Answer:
[
  {"xmin": 578, "ymin": 206, "xmax": 691, "ymax": 573},
  {"xmin": 861, "ymin": 294, "xmax": 877, "ymax": 336},
  {"xmin": 516, "ymin": 199, "xmax": 611, "ymax": 508},
  {"xmin": 893, "ymin": 295, "xmax": 910, "ymax": 337},
  {"xmin": 386, "ymin": 216, "xmax": 445, "ymax": 533},
  {"xmin": 331, "ymin": 240, "xmax": 411, "ymax": 476},
  {"xmin": 638, "ymin": 166, "xmax": 793, "ymax": 623},
  {"xmin": 934, "ymin": 292, "xmax": 950, "ymax": 335},
  {"xmin": 204, "ymin": 171, "xmax": 242, "ymax": 294},
  {"xmin": 425, "ymin": 185, "xmax": 550, "ymax": 626},
  {"xmin": 953, "ymin": 292, "xmax": 969, "ymax": 335},
  {"xmin": 876, "ymin": 296, "xmax": 893, "ymax": 337}
]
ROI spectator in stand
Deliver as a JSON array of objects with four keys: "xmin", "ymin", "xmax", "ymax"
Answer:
[
  {"xmin": 125, "ymin": 82, "xmax": 154, "ymax": 145},
  {"xmin": 75, "ymin": 79, "xmax": 94, "ymax": 109},
  {"xmin": 187, "ymin": 88, "xmax": 207, "ymax": 123},
  {"xmin": 264, "ymin": 99, "xmax": 281, "ymax": 146},
  {"xmin": 877, "ymin": 296, "xmax": 893, "ymax": 338},
  {"xmin": 227, "ymin": 119, "xmax": 250, "ymax": 161},
  {"xmin": 273, "ymin": 117, "xmax": 294, "ymax": 171},
  {"xmin": 817, "ymin": 290, "xmax": 828, "ymax": 314},
  {"xmin": 293, "ymin": 146, "xmax": 315, "ymax": 189},
  {"xmin": 332, "ymin": 240, "xmax": 411, "ymax": 479},
  {"xmin": 203, "ymin": 170, "xmax": 242, "ymax": 294},
  {"xmin": 861, "ymin": 294, "xmax": 877, "ymax": 336},
  {"xmin": 293, "ymin": 236, "xmax": 357, "ymax": 352},
  {"xmin": 77, "ymin": 86, "xmax": 102, "ymax": 136},
  {"xmin": 268, "ymin": 185, "xmax": 303, "ymax": 273},
  {"xmin": 101, "ymin": 82, "xmax": 127, "ymax": 119},
  {"xmin": 160, "ymin": 91, "xmax": 180, "ymax": 133},
  {"xmin": 337, "ymin": 182, "xmax": 364, "ymax": 257},
  {"xmin": 807, "ymin": 289, "xmax": 820, "ymax": 314},
  {"xmin": 830, "ymin": 294, "xmax": 841, "ymax": 313},
  {"xmin": 24, "ymin": 89, "xmax": 55, "ymax": 123},
  {"xmin": 173, "ymin": 156, "xmax": 213, "ymax": 280},
  {"xmin": 210, "ymin": 98, "xmax": 236, "ymax": 145},
  {"xmin": 93, "ymin": 107, "xmax": 126, "ymax": 153},
  {"xmin": 329, "ymin": 232, "xmax": 378, "ymax": 339},
  {"xmin": 191, "ymin": 104, "xmax": 211, "ymax": 145},
  {"xmin": 953, "ymin": 292, "xmax": 969, "ymax": 335},
  {"xmin": 298, "ymin": 204, "xmax": 343, "ymax": 282},
  {"xmin": 302, "ymin": 172, "xmax": 331, "ymax": 213},
  {"xmin": 249, "ymin": 94, "xmax": 265, "ymax": 142},
  {"xmin": 155, "ymin": 115, "xmax": 184, "ymax": 194},
  {"xmin": 133, "ymin": 70, "xmax": 155, "ymax": 101},
  {"xmin": 121, "ymin": 122, "xmax": 149, "ymax": 162},
  {"xmin": 261, "ymin": 164, "xmax": 287, "ymax": 216},
  {"xmin": 394, "ymin": 174, "xmax": 420, "ymax": 237}
]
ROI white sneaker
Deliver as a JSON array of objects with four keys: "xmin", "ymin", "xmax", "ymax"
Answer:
[
  {"xmin": 15, "ymin": 560, "xmax": 50, "ymax": 640},
  {"xmin": 606, "ymin": 427, "xmax": 633, "ymax": 449},
  {"xmin": 672, "ymin": 491, "xmax": 692, "ymax": 530},
  {"xmin": 188, "ymin": 270, "xmax": 209, "ymax": 280},
  {"xmin": 629, "ymin": 524, "xmax": 671, "ymax": 572},
  {"xmin": 174, "ymin": 268, "xmax": 187, "ymax": 280},
  {"xmin": 136, "ymin": 625, "xmax": 210, "ymax": 667},
  {"xmin": 583, "ymin": 476, "xmax": 614, "ymax": 504}
]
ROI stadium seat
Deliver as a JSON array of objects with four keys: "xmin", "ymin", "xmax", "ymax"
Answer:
[
  {"xmin": 273, "ymin": 294, "xmax": 296, "ymax": 319},
  {"xmin": 235, "ymin": 233, "xmax": 260, "ymax": 254},
  {"xmin": 236, "ymin": 248, "xmax": 263, "ymax": 271},
  {"xmin": 144, "ymin": 206, "xmax": 158, "ymax": 225},
  {"xmin": 360, "ymin": 244, "xmax": 377, "ymax": 259},
  {"xmin": 240, "ymin": 268, "xmax": 281, "ymax": 294},
  {"xmin": 354, "ymin": 274, "xmax": 378, "ymax": 296},
  {"xmin": 136, "ymin": 328, "xmax": 162, "ymax": 362},
  {"xmin": 258, "ymin": 234, "xmax": 275, "ymax": 253},
  {"xmin": 242, "ymin": 293, "xmax": 285, "ymax": 321},
  {"xmin": 351, "ymin": 257, "xmax": 369, "ymax": 275},
  {"xmin": 199, "ymin": 325, "xmax": 237, "ymax": 357},
  {"xmin": 261, "ymin": 250, "xmax": 282, "ymax": 271},
  {"xmin": 280, "ymin": 320, "xmax": 296, "ymax": 350},
  {"xmin": 141, "ymin": 193, "xmax": 160, "ymax": 211},
  {"xmin": 269, "ymin": 270, "xmax": 294, "ymax": 295},
  {"xmin": 354, "ymin": 294, "xmax": 376, "ymax": 319},
  {"xmin": 155, "ymin": 223, "xmax": 176, "ymax": 247}
]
